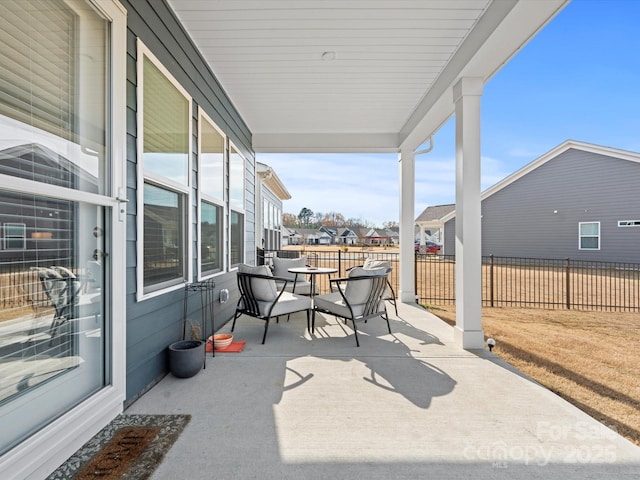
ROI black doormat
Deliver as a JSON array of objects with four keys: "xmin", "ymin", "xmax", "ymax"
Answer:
[{"xmin": 47, "ymin": 414, "xmax": 191, "ymax": 480}]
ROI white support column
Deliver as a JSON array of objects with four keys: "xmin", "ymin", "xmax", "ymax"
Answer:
[
  {"xmin": 399, "ymin": 148, "xmax": 416, "ymax": 303},
  {"xmin": 453, "ymin": 77, "xmax": 485, "ymax": 349}
]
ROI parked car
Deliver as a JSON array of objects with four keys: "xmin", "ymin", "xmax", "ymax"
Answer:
[{"xmin": 415, "ymin": 241, "xmax": 441, "ymax": 254}]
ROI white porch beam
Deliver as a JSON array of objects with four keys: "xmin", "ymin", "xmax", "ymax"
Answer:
[
  {"xmin": 253, "ymin": 132, "xmax": 399, "ymax": 154},
  {"xmin": 453, "ymin": 77, "xmax": 484, "ymax": 350},
  {"xmin": 398, "ymin": 148, "xmax": 416, "ymax": 303}
]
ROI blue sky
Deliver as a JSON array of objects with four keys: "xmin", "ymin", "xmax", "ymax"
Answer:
[{"xmin": 258, "ymin": 0, "xmax": 640, "ymax": 227}]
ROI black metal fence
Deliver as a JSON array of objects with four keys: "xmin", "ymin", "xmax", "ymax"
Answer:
[
  {"xmin": 417, "ymin": 254, "xmax": 640, "ymax": 311},
  {"xmin": 262, "ymin": 249, "xmax": 640, "ymax": 312},
  {"xmin": 260, "ymin": 248, "xmax": 399, "ymax": 296}
]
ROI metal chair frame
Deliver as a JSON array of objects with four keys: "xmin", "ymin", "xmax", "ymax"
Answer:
[
  {"xmin": 232, "ymin": 272, "xmax": 312, "ymax": 344},
  {"xmin": 314, "ymin": 272, "xmax": 391, "ymax": 347}
]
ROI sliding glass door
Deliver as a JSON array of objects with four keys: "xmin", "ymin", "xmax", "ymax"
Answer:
[{"xmin": 0, "ymin": 0, "xmax": 122, "ymax": 457}]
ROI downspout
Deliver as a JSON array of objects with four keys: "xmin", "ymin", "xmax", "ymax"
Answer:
[{"xmin": 414, "ymin": 136, "xmax": 434, "ymax": 156}]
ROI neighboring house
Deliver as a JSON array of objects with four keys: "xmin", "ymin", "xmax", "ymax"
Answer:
[
  {"xmin": 415, "ymin": 204, "xmax": 454, "ymax": 247},
  {"xmin": 441, "ymin": 141, "xmax": 640, "ymax": 263},
  {"xmin": 360, "ymin": 228, "xmax": 393, "ymax": 246},
  {"xmin": 256, "ymin": 162, "xmax": 291, "ymax": 251},
  {"xmin": 385, "ymin": 228, "xmax": 400, "ymax": 245},
  {"xmin": 297, "ymin": 228, "xmax": 332, "ymax": 245},
  {"xmin": 337, "ymin": 227, "xmax": 359, "ymax": 245},
  {"xmin": 319, "ymin": 226, "xmax": 338, "ymax": 243},
  {"xmin": 319, "ymin": 226, "xmax": 359, "ymax": 245},
  {"xmin": 281, "ymin": 226, "xmax": 302, "ymax": 246}
]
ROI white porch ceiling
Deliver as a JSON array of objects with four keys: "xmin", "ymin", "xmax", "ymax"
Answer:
[{"xmin": 167, "ymin": 0, "xmax": 569, "ymax": 153}]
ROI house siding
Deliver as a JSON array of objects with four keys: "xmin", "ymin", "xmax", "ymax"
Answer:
[
  {"xmin": 443, "ymin": 148, "xmax": 640, "ymax": 263},
  {"xmin": 123, "ymin": 0, "xmax": 253, "ymax": 404}
]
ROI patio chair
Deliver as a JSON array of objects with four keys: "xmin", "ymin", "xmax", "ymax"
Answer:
[
  {"xmin": 313, "ymin": 266, "xmax": 391, "ymax": 347},
  {"xmin": 271, "ymin": 255, "xmax": 316, "ymax": 295},
  {"xmin": 343, "ymin": 258, "xmax": 398, "ymax": 315},
  {"xmin": 33, "ymin": 266, "xmax": 81, "ymax": 342},
  {"xmin": 232, "ymin": 264, "xmax": 312, "ymax": 344}
]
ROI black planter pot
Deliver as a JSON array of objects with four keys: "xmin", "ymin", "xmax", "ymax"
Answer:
[{"xmin": 168, "ymin": 340, "xmax": 205, "ymax": 378}]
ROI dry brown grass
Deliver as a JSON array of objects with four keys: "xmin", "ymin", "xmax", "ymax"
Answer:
[{"xmin": 428, "ymin": 305, "xmax": 640, "ymax": 446}]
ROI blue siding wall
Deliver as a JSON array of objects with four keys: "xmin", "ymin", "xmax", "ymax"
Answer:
[
  {"xmin": 443, "ymin": 148, "xmax": 640, "ymax": 263},
  {"xmin": 122, "ymin": 0, "xmax": 254, "ymax": 404}
]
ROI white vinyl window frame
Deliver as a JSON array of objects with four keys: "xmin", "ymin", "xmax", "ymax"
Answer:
[
  {"xmin": 0, "ymin": 1, "xmax": 128, "ymax": 478},
  {"xmin": 136, "ymin": 39, "xmax": 193, "ymax": 300},
  {"xmin": 197, "ymin": 108, "xmax": 226, "ymax": 279},
  {"xmin": 578, "ymin": 221, "xmax": 600, "ymax": 251},
  {"xmin": 618, "ymin": 220, "xmax": 640, "ymax": 227},
  {"xmin": 228, "ymin": 141, "xmax": 246, "ymax": 269},
  {"xmin": 3, "ymin": 223, "xmax": 26, "ymax": 250}
]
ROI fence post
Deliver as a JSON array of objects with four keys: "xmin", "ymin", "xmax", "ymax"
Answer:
[
  {"xmin": 490, "ymin": 254, "xmax": 494, "ymax": 307},
  {"xmin": 414, "ymin": 253, "xmax": 418, "ymax": 299},
  {"xmin": 338, "ymin": 250, "xmax": 342, "ymax": 276},
  {"xmin": 565, "ymin": 258, "xmax": 571, "ymax": 309}
]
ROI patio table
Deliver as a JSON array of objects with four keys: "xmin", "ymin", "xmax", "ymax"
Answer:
[{"xmin": 287, "ymin": 266, "xmax": 337, "ymax": 303}]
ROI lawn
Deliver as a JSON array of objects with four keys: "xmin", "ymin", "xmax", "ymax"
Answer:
[{"xmin": 428, "ymin": 305, "xmax": 640, "ymax": 447}]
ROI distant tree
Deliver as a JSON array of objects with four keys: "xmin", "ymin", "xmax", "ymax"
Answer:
[
  {"xmin": 321, "ymin": 211, "xmax": 346, "ymax": 227},
  {"xmin": 298, "ymin": 207, "xmax": 314, "ymax": 227},
  {"xmin": 383, "ymin": 220, "xmax": 399, "ymax": 229},
  {"xmin": 312, "ymin": 211, "xmax": 324, "ymax": 228},
  {"xmin": 282, "ymin": 213, "xmax": 298, "ymax": 227}
]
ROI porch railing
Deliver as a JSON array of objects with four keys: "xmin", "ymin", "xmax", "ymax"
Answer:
[
  {"xmin": 262, "ymin": 249, "xmax": 640, "ymax": 312},
  {"xmin": 417, "ymin": 254, "xmax": 640, "ymax": 311},
  {"xmin": 259, "ymin": 248, "xmax": 398, "ymax": 297}
]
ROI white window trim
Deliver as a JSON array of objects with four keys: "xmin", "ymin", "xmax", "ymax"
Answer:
[
  {"xmin": 578, "ymin": 221, "xmax": 600, "ymax": 251},
  {"xmin": 197, "ymin": 108, "xmax": 227, "ymax": 280},
  {"xmin": 0, "ymin": 1, "xmax": 128, "ymax": 478},
  {"xmin": 136, "ymin": 39, "xmax": 193, "ymax": 301},
  {"xmin": 618, "ymin": 220, "xmax": 640, "ymax": 227},
  {"xmin": 4, "ymin": 223, "xmax": 26, "ymax": 250},
  {"xmin": 228, "ymin": 140, "xmax": 246, "ymax": 269}
]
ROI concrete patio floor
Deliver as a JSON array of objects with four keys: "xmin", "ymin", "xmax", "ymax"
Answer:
[{"xmin": 126, "ymin": 302, "xmax": 640, "ymax": 479}]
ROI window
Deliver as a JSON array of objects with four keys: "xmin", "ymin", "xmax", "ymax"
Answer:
[
  {"xmin": 201, "ymin": 201, "xmax": 222, "ymax": 274},
  {"xmin": 138, "ymin": 41, "xmax": 191, "ymax": 295},
  {"xmin": 4, "ymin": 223, "xmax": 26, "ymax": 250},
  {"xmin": 579, "ymin": 222, "xmax": 600, "ymax": 250},
  {"xmin": 230, "ymin": 210, "xmax": 244, "ymax": 266},
  {"xmin": 143, "ymin": 183, "xmax": 185, "ymax": 287},
  {"xmin": 229, "ymin": 143, "xmax": 245, "ymax": 266},
  {"xmin": 618, "ymin": 220, "xmax": 640, "ymax": 227},
  {"xmin": 198, "ymin": 112, "xmax": 225, "ymax": 276}
]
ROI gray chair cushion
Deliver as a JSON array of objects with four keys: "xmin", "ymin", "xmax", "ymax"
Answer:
[
  {"xmin": 362, "ymin": 258, "xmax": 394, "ymax": 299},
  {"xmin": 272, "ymin": 256, "xmax": 316, "ymax": 294},
  {"xmin": 257, "ymin": 291, "xmax": 311, "ymax": 317},
  {"xmin": 238, "ymin": 264, "xmax": 278, "ymax": 301},
  {"xmin": 344, "ymin": 266, "xmax": 387, "ymax": 304},
  {"xmin": 279, "ymin": 280, "xmax": 315, "ymax": 295},
  {"xmin": 272, "ymin": 256, "xmax": 307, "ymax": 280},
  {"xmin": 314, "ymin": 292, "xmax": 366, "ymax": 318},
  {"xmin": 362, "ymin": 258, "xmax": 392, "ymax": 272}
]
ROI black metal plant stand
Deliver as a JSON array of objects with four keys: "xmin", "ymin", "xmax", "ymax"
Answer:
[{"xmin": 182, "ymin": 279, "xmax": 216, "ymax": 368}]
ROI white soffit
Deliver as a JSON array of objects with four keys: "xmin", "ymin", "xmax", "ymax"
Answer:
[{"xmin": 167, "ymin": 0, "xmax": 569, "ymax": 153}]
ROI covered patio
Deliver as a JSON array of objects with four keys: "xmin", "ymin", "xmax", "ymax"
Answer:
[
  {"xmin": 128, "ymin": 2, "xmax": 640, "ymax": 474},
  {"xmin": 127, "ymin": 303, "xmax": 640, "ymax": 478},
  {"xmin": 167, "ymin": 0, "xmax": 572, "ymax": 349},
  {"xmin": 6, "ymin": 2, "xmax": 640, "ymax": 478}
]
